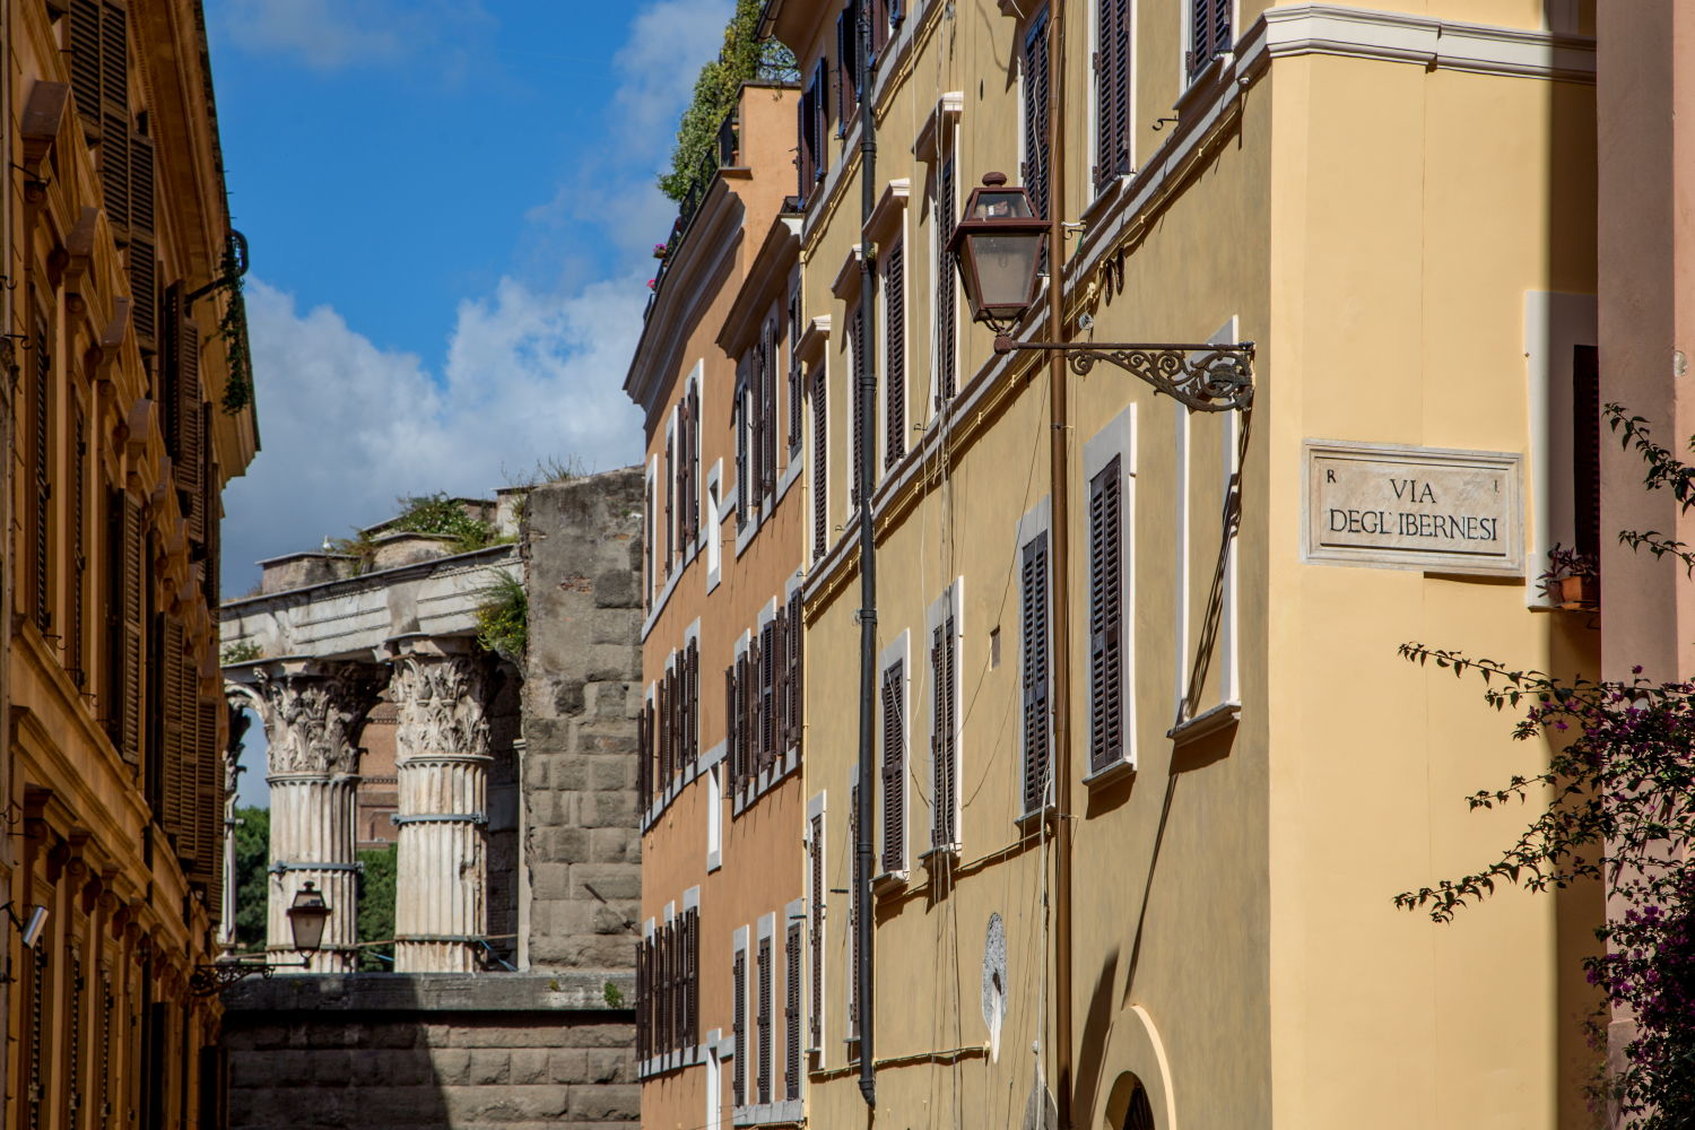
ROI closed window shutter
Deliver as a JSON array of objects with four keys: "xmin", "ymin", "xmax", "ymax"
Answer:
[
  {"xmin": 1022, "ymin": 9, "xmax": 1052, "ymax": 221},
  {"xmin": 931, "ymin": 615, "xmax": 957, "ymax": 848},
  {"xmin": 788, "ymin": 589, "xmax": 804, "ymax": 755},
  {"xmin": 836, "ymin": 6, "xmax": 860, "ymax": 130},
  {"xmin": 687, "ymin": 639, "xmax": 700, "ymax": 764},
  {"xmin": 1089, "ymin": 458, "xmax": 1124, "ymax": 772},
  {"xmin": 735, "ymin": 361, "xmax": 749, "ymax": 527},
  {"xmin": 785, "ymin": 922, "xmax": 802, "ymax": 1099},
  {"xmin": 71, "ymin": 406, "xmax": 87, "ymax": 686},
  {"xmin": 1190, "ymin": 0, "xmax": 1232, "ymax": 77},
  {"xmin": 194, "ymin": 698, "xmax": 220, "ymax": 885},
  {"xmin": 106, "ymin": 491, "xmax": 144, "ymax": 762},
  {"xmin": 760, "ymin": 621, "xmax": 777, "ymax": 768},
  {"xmin": 202, "ymin": 401, "xmax": 221, "ymax": 610},
  {"xmin": 850, "ymin": 302, "xmax": 865, "ymax": 507},
  {"xmin": 161, "ymin": 618, "xmax": 187, "ymax": 843},
  {"xmin": 812, "ymin": 369, "xmax": 828, "ymax": 559},
  {"xmin": 846, "ymin": 784, "xmax": 860, "ymax": 1038},
  {"xmin": 688, "ymin": 384, "xmax": 702, "ymax": 545},
  {"xmin": 757, "ymin": 937, "xmax": 773, "ymax": 1103},
  {"xmin": 936, "ymin": 154, "xmax": 957, "ymax": 404},
  {"xmin": 31, "ymin": 325, "xmax": 51, "ymax": 633},
  {"xmin": 733, "ymin": 950, "xmax": 747, "ymax": 1105},
  {"xmin": 687, "ymin": 909, "xmax": 700, "ymax": 1048},
  {"xmin": 808, "ymin": 813, "xmax": 824, "ymax": 1048},
  {"xmin": 763, "ymin": 321, "xmax": 779, "ymax": 498},
  {"xmin": 70, "ymin": 0, "xmax": 102, "ymax": 124},
  {"xmin": 1574, "ymin": 345, "xmax": 1601, "ymax": 565},
  {"xmin": 880, "ymin": 660, "xmax": 904, "ymax": 873},
  {"xmin": 129, "ymin": 132, "xmax": 157, "ymax": 349},
  {"xmin": 788, "ymin": 294, "xmax": 804, "ymax": 454},
  {"xmin": 177, "ymin": 320, "xmax": 205, "ymax": 544},
  {"xmin": 98, "ymin": 2, "xmax": 130, "ymax": 231},
  {"xmin": 884, "ymin": 240, "xmax": 905, "ymax": 467},
  {"xmin": 1021, "ymin": 533, "xmax": 1051, "ymax": 812},
  {"xmin": 1095, "ymin": 0, "xmax": 1131, "ymax": 187},
  {"xmin": 726, "ymin": 664, "xmax": 740, "ymax": 786},
  {"xmin": 637, "ymin": 701, "xmax": 650, "ymax": 808},
  {"xmin": 635, "ymin": 939, "xmax": 648, "ymax": 1061},
  {"xmin": 810, "ymin": 63, "xmax": 827, "ymax": 183}
]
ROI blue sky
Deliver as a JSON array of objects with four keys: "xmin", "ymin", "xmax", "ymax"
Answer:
[
  {"xmin": 213, "ymin": 0, "xmax": 732, "ymax": 592},
  {"xmin": 213, "ymin": 0, "xmax": 734, "ymax": 804}
]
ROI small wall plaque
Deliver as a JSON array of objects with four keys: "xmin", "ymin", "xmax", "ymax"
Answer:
[{"xmin": 1304, "ymin": 441, "xmax": 1523, "ymax": 576}]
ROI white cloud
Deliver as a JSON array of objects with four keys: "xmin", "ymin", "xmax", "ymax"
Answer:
[
  {"xmin": 219, "ymin": 276, "xmax": 644, "ymax": 590},
  {"xmin": 217, "ymin": 0, "xmax": 490, "ymax": 70},
  {"xmin": 220, "ymin": 0, "xmax": 728, "ymax": 590}
]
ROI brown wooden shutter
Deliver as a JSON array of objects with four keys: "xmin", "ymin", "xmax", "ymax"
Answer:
[
  {"xmin": 197, "ymin": 698, "xmax": 222, "ymax": 899},
  {"xmin": 884, "ymin": 240, "xmax": 905, "ymax": 468},
  {"xmin": 808, "ymin": 813, "xmax": 824, "ymax": 1047},
  {"xmin": 726, "ymin": 664, "xmax": 741, "ymax": 787},
  {"xmin": 1089, "ymin": 458, "xmax": 1124, "ymax": 772},
  {"xmin": 202, "ymin": 402, "xmax": 221, "ymax": 609},
  {"xmin": 1021, "ymin": 533, "xmax": 1051, "ymax": 812},
  {"xmin": 31, "ymin": 323, "xmax": 51, "ymax": 633},
  {"xmin": 1095, "ymin": 0, "xmax": 1131, "ymax": 187},
  {"xmin": 635, "ymin": 939, "xmax": 648, "ymax": 1061},
  {"xmin": 742, "ymin": 648, "xmax": 757, "ymax": 776},
  {"xmin": 785, "ymin": 922, "xmax": 802, "ymax": 1098},
  {"xmin": 732, "ymin": 950, "xmax": 747, "ymax": 1105},
  {"xmin": 1189, "ymin": 0, "xmax": 1231, "ymax": 78},
  {"xmin": 756, "ymin": 935, "xmax": 772, "ymax": 1102},
  {"xmin": 98, "ymin": 0, "xmax": 130, "ymax": 231},
  {"xmin": 637, "ymin": 700, "xmax": 651, "ymax": 808},
  {"xmin": 1022, "ymin": 8, "xmax": 1052, "ymax": 221},
  {"xmin": 177, "ymin": 321, "xmax": 205, "ymax": 544},
  {"xmin": 686, "ymin": 639, "xmax": 699, "ymax": 764},
  {"xmin": 836, "ymin": 6, "xmax": 859, "ymax": 129},
  {"xmin": 846, "ymin": 784, "xmax": 860, "ymax": 1035},
  {"xmin": 161, "ymin": 618, "xmax": 188, "ymax": 841},
  {"xmin": 129, "ymin": 132, "xmax": 157, "ymax": 349},
  {"xmin": 665, "ymin": 431, "xmax": 676, "ymax": 567},
  {"xmin": 850, "ymin": 302, "xmax": 865, "ymax": 507},
  {"xmin": 1574, "ymin": 345, "xmax": 1601, "ymax": 564},
  {"xmin": 931, "ymin": 615, "xmax": 957, "ymax": 848},
  {"xmin": 762, "ymin": 320, "xmax": 778, "ymax": 498},
  {"xmin": 788, "ymin": 293, "xmax": 804, "ymax": 454},
  {"xmin": 773, "ymin": 608, "xmax": 789, "ymax": 754},
  {"xmin": 936, "ymin": 154, "xmax": 958, "ymax": 404},
  {"xmin": 812, "ymin": 369, "xmax": 828, "ymax": 559},
  {"xmin": 71, "ymin": 405, "xmax": 87, "ymax": 685},
  {"xmin": 787, "ymin": 589, "xmax": 803, "ymax": 755},
  {"xmin": 70, "ymin": 0, "xmax": 102, "ymax": 125},
  {"xmin": 735, "ymin": 359, "xmax": 749, "ymax": 527},
  {"xmin": 880, "ymin": 660, "xmax": 904, "ymax": 873},
  {"xmin": 686, "ymin": 908, "xmax": 700, "ymax": 1048},
  {"xmin": 759, "ymin": 621, "xmax": 776, "ymax": 769}
]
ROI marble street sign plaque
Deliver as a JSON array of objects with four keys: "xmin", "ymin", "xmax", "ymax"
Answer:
[{"xmin": 1304, "ymin": 440, "xmax": 1523, "ymax": 576}]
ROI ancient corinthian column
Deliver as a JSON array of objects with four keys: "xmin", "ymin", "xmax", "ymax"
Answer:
[
  {"xmin": 252, "ymin": 662, "xmax": 383, "ymax": 973},
  {"xmin": 388, "ymin": 640, "xmax": 492, "ymax": 973}
]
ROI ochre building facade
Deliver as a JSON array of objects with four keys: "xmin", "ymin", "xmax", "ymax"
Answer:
[{"xmin": 3, "ymin": 0, "xmax": 258, "ymax": 1126}]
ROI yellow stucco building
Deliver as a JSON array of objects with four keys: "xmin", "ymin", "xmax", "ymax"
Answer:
[
  {"xmin": 2, "ymin": 0, "xmax": 257, "ymax": 1123},
  {"xmin": 638, "ymin": 0, "xmax": 1603, "ymax": 1127},
  {"xmin": 772, "ymin": 0, "xmax": 1599, "ymax": 1127}
]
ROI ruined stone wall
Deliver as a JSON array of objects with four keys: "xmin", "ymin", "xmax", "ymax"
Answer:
[
  {"xmin": 222, "ymin": 973, "xmax": 637, "ymax": 1130},
  {"xmin": 519, "ymin": 469, "xmax": 645, "ymax": 971}
]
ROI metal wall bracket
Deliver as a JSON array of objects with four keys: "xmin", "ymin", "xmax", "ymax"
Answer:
[{"xmin": 992, "ymin": 336, "xmax": 1255, "ymax": 412}]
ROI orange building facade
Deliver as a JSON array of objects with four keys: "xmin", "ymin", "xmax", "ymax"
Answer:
[{"xmin": 626, "ymin": 80, "xmax": 813, "ymax": 1130}]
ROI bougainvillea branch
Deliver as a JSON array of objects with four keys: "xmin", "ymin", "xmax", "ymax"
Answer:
[{"xmin": 1399, "ymin": 405, "xmax": 1695, "ymax": 1123}]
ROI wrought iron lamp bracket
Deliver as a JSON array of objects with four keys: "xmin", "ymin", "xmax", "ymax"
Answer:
[
  {"xmin": 188, "ymin": 957, "xmax": 307, "ymax": 997},
  {"xmin": 992, "ymin": 335, "xmax": 1255, "ymax": 413}
]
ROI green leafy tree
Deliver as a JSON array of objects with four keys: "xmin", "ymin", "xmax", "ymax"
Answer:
[
  {"xmin": 232, "ymin": 805, "xmax": 270, "ymax": 954},
  {"xmin": 356, "ymin": 843, "xmax": 397, "ymax": 971},
  {"xmin": 1399, "ymin": 404, "xmax": 1695, "ymax": 1124},
  {"xmin": 659, "ymin": 0, "xmax": 798, "ymax": 204}
]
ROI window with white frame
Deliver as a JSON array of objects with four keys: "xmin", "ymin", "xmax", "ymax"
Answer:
[{"xmin": 1187, "ymin": 0, "xmax": 1232, "ymax": 80}]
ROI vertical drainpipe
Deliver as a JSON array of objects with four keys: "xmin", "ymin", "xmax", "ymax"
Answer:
[
  {"xmin": 1046, "ymin": 2, "xmax": 1076, "ymax": 1129},
  {"xmin": 854, "ymin": 0, "xmax": 879, "ymax": 1110}
]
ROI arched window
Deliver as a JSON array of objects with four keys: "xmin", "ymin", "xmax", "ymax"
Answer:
[{"xmin": 1122, "ymin": 1083, "xmax": 1155, "ymax": 1130}]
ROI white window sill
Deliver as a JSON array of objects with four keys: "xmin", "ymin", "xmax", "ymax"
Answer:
[{"xmin": 1167, "ymin": 701, "xmax": 1241, "ymax": 744}]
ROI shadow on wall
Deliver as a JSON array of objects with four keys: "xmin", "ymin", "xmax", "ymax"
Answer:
[{"xmin": 222, "ymin": 974, "xmax": 638, "ymax": 1130}]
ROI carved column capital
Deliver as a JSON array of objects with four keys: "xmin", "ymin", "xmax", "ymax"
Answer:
[
  {"xmin": 389, "ymin": 648, "xmax": 493, "ymax": 760},
  {"xmin": 251, "ymin": 663, "xmax": 384, "ymax": 777}
]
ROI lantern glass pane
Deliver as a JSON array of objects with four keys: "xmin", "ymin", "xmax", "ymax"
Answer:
[
  {"xmin": 288, "ymin": 886, "xmax": 331, "ymax": 953},
  {"xmin": 969, "ymin": 190, "xmax": 1032, "ymax": 221},
  {"xmin": 971, "ymin": 233, "xmax": 1042, "ymax": 310}
]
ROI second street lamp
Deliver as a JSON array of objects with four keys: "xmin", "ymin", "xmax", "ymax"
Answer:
[
  {"xmin": 949, "ymin": 173, "xmax": 1256, "ymax": 414},
  {"xmin": 188, "ymin": 880, "xmax": 333, "ymax": 996}
]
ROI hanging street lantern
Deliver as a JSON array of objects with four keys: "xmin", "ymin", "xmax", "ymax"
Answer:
[
  {"xmin": 950, "ymin": 173, "xmax": 1256, "ymax": 413},
  {"xmin": 188, "ymin": 880, "xmax": 333, "ymax": 996},
  {"xmin": 947, "ymin": 172, "xmax": 1050, "ymax": 329}
]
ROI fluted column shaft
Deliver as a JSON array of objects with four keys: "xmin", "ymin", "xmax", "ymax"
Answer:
[
  {"xmin": 389, "ymin": 645, "xmax": 493, "ymax": 973},
  {"xmin": 251, "ymin": 663, "xmax": 383, "ymax": 973}
]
